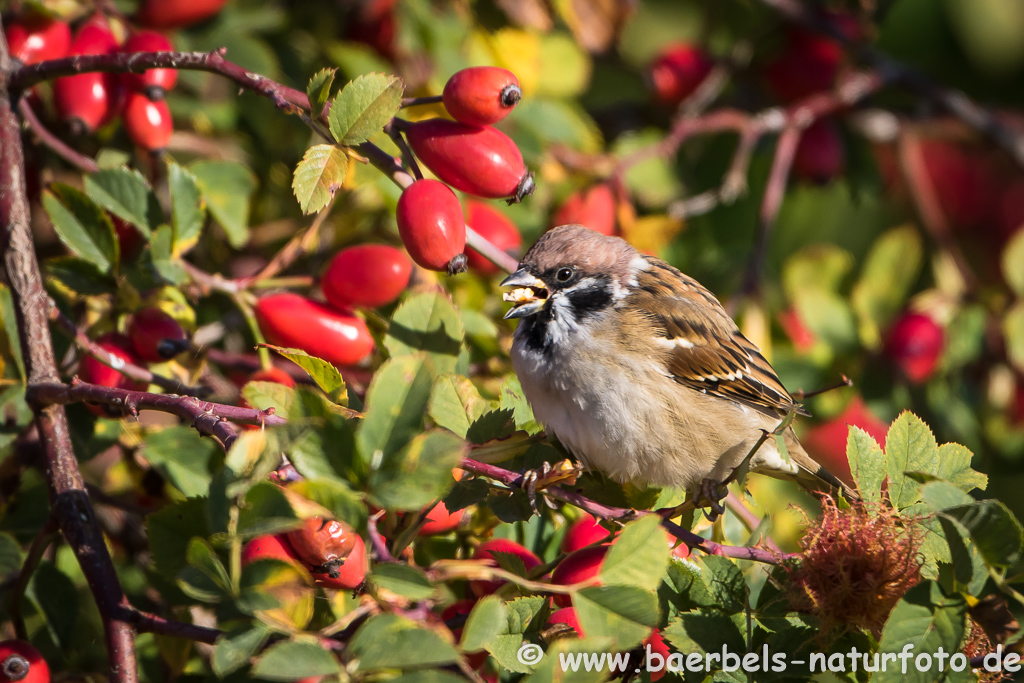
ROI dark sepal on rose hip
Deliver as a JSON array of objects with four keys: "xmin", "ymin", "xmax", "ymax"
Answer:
[
  {"xmin": 2, "ymin": 655, "xmax": 30, "ymax": 682},
  {"xmin": 501, "ymin": 83, "xmax": 522, "ymax": 108},
  {"xmin": 446, "ymin": 253, "xmax": 468, "ymax": 276},
  {"xmin": 156, "ymin": 337, "xmax": 191, "ymax": 359},
  {"xmin": 508, "ymin": 172, "xmax": 536, "ymax": 205}
]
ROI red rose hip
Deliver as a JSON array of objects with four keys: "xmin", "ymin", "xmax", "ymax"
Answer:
[
  {"xmin": 548, "ymin": 607, "xmax": 584, "ymax": 637},
  {"xmin": 121, "ymin": 31, "xmax": 178, "ymax": 98},
  {"xmin": 553, "ymin": 183, "xmax": 617, "ymax": 236},
  {"xmin": 54, "ymin": 18, "xmax": 122, "ymax": 134},
  {"xmin": 286, "ymin": 516, "xmax": 359, "ymax": 572},
  {"xmin": 3, "ymin": 13, "xmax": 71, "ymax": 65},
  {"xmin": 469, "ymin": 539, "xmax": 542, "ymax": 597},
  {"xmin": 442, "ymin": 67, "xmax": 522, "ymax": 126},
  {"xmin": 123, "ymin": 92, "xmax": 173, "ymax": 151},
  {"xmin": 312, "ymin": 534, "xmax": 367, "ymax": 590},
  {"xmin": 551, "ymin": 545, "xmax": 609, "ymax": 606},
  {"xmin": 322, "ymin": 244, "xmax": 412, "ymax": 309},
  {"xmin": 254, "ymin": 293, "xmax": 374, "ymax": 367},
  {"xmin": 248, "ymin": 367, "xmax": 296, "ymax": 388},
  {"xmin": 241, "ymin": 534, "xmax": 302, "ymax": 567},
  {"xmin": 884, "ymin": 312, "xmax": 944, "ymax": 384},
  {"xmin": 396, "ymin": 179, "xmax": 467, "ymax": 273},
  {"xmin": 405, "ymin": 119, "xmax": 534, "ymax": 203},
  {"xmin": 793, "ymin": 119, "xmax": 845, "ymax": 184},
  {"xmin": 79, "ymin": 333, "xmax": 146, "ymax": 416},
  {"xmin": 561, "ymin": 513, "xmax": 611, "ymax": 553},
  {"xmin": 0, "ymin": 640, "xmax": 49, "ymax": 683},
  {"xmin": 129, "ymin": 307, "xmax": 188, "ymax": 362},
  {"xmin": 418, "ymin": 501, "xmax": 464, "ymax": 536},
  {"xmin": 465, "ymin": 201, "xmax": 521, "ymax": 276},
  {"xmin": 136, "ymin": 0, "xmax": 229, "ymax": 29},
  {"xmin": 649, "ymin": 44, "xmax": 713, "ymax": 106}
]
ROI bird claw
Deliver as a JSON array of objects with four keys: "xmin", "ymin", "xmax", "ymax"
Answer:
[
  {"xmin": 520, "ymin": 460, "xmax": 582, "ymax": 514},
  {"xmin": 696, "ymin": 478, "xmax": 727, "ymax": 521}
]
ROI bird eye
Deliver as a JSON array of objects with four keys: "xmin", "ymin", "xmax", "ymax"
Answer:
[{"xmin": 555, "ymin": 267, "xmax": 574, "ymax": 282}]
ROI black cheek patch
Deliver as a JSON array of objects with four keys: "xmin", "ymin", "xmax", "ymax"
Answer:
[{"xmin": 567, "ymin": 286, "xmax": 614, "ymax": 320}]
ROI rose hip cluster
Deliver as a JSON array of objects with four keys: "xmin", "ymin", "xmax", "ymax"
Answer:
[
  {"xmin": 3, "ymin": 1, "xmax": 229, "ymax": 153},
  {"xmin": 395, "ymin": 66, "xmax": 529, "ymax": 275},
  {"xmin": 76, "ymin": 308, "xmax": 189, "ymax": 415},
  {"xmin": 242, "ymin": 515, "xmax": 368, "ymax": 590}
]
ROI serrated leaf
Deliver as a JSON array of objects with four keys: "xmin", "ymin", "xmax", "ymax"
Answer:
[
  {"xmin": 488, "ymin": 596, "xmax": 548, "ymax": 673},
  {"xmin": 370, "ymin": 563, "xmax": 435, "ymax": 600},
  {"xmin": 847, "ymin": 425, "xmax": 886, "ymax": 503},
  {"xmin": 885, "ymin": 412, "xmax": 940, "ymax": 511},
  {"xmin": 307, "ymin": 67, "xmax": 336, "ymax": 119},
  {"xmin": 358, "ymin": 355, "xmax": 433, "ymax": 462},
  {"xmin": 261, "ymin": 344, "xmax": 347, "ymax": 404},
  {"xmin": 84, "ymin": 167, "xmax": 160, "ymax": 236},
  {"xmin": 500, "ymin": 375, "xmax": 542, "ymax": 435},
  {"xmin": 43, "ymin": 186, "xmax": 118, "ymax": 270},
  {"xmin": 211, "ymin": 624, "xmax": 270, "ymax": 677},
  {"xmin": 573, "ymin": 585, "xmax": 658, "ymax": 650},
  {"xmin": 429, "ymin": 374, "xmax": 489, "ymax": 439},
  {"xmin": 370, "ymin": 430, "xmax": 467, "ymax": 511},
  {"xmin": 694, "ymin": 554, "xmax": 748, "ymax": 614},
  {"xmin": 168, "ymin": 161, "xmax": 205, "ymax": 255},
  {"xmin": 292, "ymin": 144, "xmax": 348, "ymax": 215},
  {"xmin": 252, "ymin": 641, "xmax": 340, "ymax": 680},
  {"xmin": 460, "ymin": 595, "xmax": 507, "ymax": 652},
  {"xmin": 386, "ymin": 292, "xmax": 465, "ymax": 373},
  {"xmin": 1003, "ymin": 228, "xmax": 1024, "ymax": 297},
  {"xmin": 349, "ymin": 613, "xmax": 460, "ymax": 670},
  {"xmin": 520, "ymin": 637, "xmax": 612, "ymax": 683},
  {"xmin": 141, "ymin": 426, "xmax": 220, "ymax": 498},
  {"xmin": 941, "ymin": 500, "xmax": 1024, "ymax": 568},
  {"xmin": 874, "ymin": 582, "xmax": 966, "ymax": 683},
  {"xmin": 191, "ymin": 160, "xmax": 256, "ymax": 248},
  {"xmin": 490, "ymin": 550, "xmax": 529, "ymax": 577},
  {"xmin": 600, "ymin": 514, "xmax": 670, "ymax": 591},
  {"xmin": 328, "ymin": 73, "xmax": 404, "ymax": 145},
  {"xmin": 238, "ymin": 481, "xmax": 300, "ymax": 539},
  {"xmin": 663, "ymin": 611, "xmax": 746, "ymax": 658},
  {"xmin": 287, "ymin": 478, "xmax": 366, "ymax": 528},
  {"xmin": 937, "ymin": 443, "xmax": 987, "ymax": 493}
]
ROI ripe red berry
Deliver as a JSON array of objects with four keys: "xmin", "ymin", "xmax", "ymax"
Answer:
[
  {"xmin": 54, "ymin": 19, "xmax": 122, "ymax": 134},
  {"xmin": 136, "ymin": 0, "xmax": 229, "ymax": 29},
  {"xmin": 548, "ymin": 607, "xmax": 584, "ymax": 637},
  {"xmin": 418, "ymin": 501, "xmax": 464, "ymax": 536},
  {"xmin": 248, "ymin": 367, "xmax": 296, "ymax": 388},
  {"xmin": 884, "ymin": 312, "xmax": 944, "ymax": 384},
  {"xmin": 311, "ymin": 534, "xmax": 367, "ymax": 590},
  {"xmin": 396, "ymin": 179, "xmax": 467, "ymax": 273},
  {"xmin": 241, "ymin": 534, "xmax": 301, "ymax": 567},
  {"xmin": 406, "ymin": 119, "xmax": 534, "ymax": 202},
  {"xmin": 465, "ymin": 201, "xmax": 521, "ymax": 276},
  {"xmin": 561, "ymin": 513, "xmax": 611, "ymax": 554},
  {"xmin": 286, "ymin": 516, "xmax": 359, "ymax": 572},
  {"xmin": 343, "ymin": 0, "xmax": 397, "ymax": 60},
  {"xmin": 763, "ymin": 13, "xmax": 858, "ymax": 103},
  {"xmin": 128, "ymin": 308, "xmax": 188, "ymax": 363},
  {"xmin": 469, "ymin": 539, "xmax": 542, "ymax": 598},
  {"xmin": 79, "ymin": 333, "xmax": 146, "ymax": 416},
  {"xmin": 254, "ymin": 293, "xmax": 374, "ymax": 367},
  {"xmin": 551, "ymin": 545, "xmax": 608, "ymax": 607},
  {"xmin": 123, "ymin": 92, "xmax": 173, "ymax": 151},
  {"xmin": 553, "ymin": 183, "xmax": 617, "ymax": 236},
  {"xmin": 0, "ymin": 640, "xmax": 49, "ymax": 683},
  {"xmin": 322, "ymin": 244, "xmax": 412, "ymax": 309},
  {"xmin": 649, "ymin": 44, "xmax": 713, "ymax": 106},
  {"xmin": 646, "ymin": 630, "xmax": 671, "ymax": 682},
  {"xmin": 442, "ymin": 67, "xmax": 522, "ymax": 126},
  {"xmin": 120, "ymin": 31, "xmax": 178, "ymax": 98},
  {"xmin": 112, "ymin": 215, "xmax": 142, "ymax": 261},
  {"xmin": 793, "ymin": 119, "xmax": 845, "ymax": 184},
  {"xmin": 3, "ymin": 13, "xmax": 71, "ymax": 65}
]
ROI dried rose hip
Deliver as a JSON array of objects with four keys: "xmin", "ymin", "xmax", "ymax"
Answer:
[
  {"xmin": 322, "ymin": 244, "xmax": 412, "ymax": 309},
  {"xmin": 405, "ymin": 119, "xmax": 534, "ymax": 202},
  {"xmin": 136, "ymin": 0, "xmax": 229, "ymax": 29},
  {"xmin": 254, "ymin": 293, "xmax": 374, "ymax": 367},
  {"xmin": 54, "ymin": 18, "xmax": 122, "ymax": 134},
  {"xmin": 442, "ymin": 67, "xmax": 522, "ymax": 126},
  {"xmin": 3, "ymin": 13, "xmax": 71, "ymax": 65},
  {"xmin": 120, "ymin": 31, "xmax": 178, "ymax": 98},
  {"xmin": 396, "ymin": 179, "xmax": 467, "ymax": 274},
  {"xmin": 311, "ymin": 534, "xmax": 367, "ymax": 590},
  {"xmin": 553, "ymin": 183, "xmax": 617, "ymax": 236},
  {"xmin": 649, "ymin": 44, "xmax": 713, "ymax": 106},
  {"xmin": 465, "ymin": 201, "xmax": 521, "ymax": 276},
  {"xmin": 123, "ymin": 92, "xmax": 173, "ymax": 152},
  {"xmin": 793, "ymin": 119, "xmax": 845, "ymax": 184},
  {"xmin": 129, "ymin": 308, "xmax": 188, "ymax": 362},
  {"xmin": 286, "ymin": 516, "xmax": 359, "ymax": 572},
  {"xmin": 0, "ymin": 640, "xmax": 49, "ymax": 683}
]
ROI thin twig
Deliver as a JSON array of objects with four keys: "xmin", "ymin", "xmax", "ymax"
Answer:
[
  {"xmin": 7, "ymin": 516, "xmax": 58, "ymax": 639},
  {"xmin": 17, "ymin": 98, "xmax": 99, "ymax": 173},
  {"xmin": 401, "ymin": 95, "xmax": 444, "ymax": 108},
  {"xmin": 243, "ymin": 194, "xmax": 339, "ymax": 284}
]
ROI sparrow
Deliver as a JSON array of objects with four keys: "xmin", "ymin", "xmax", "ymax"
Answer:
[{"xmin": 501, "ymin": 224, "xmax": 849, "ymax": 505}]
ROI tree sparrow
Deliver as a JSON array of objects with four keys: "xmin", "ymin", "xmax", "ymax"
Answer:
[{"xmin": 501, "ymin": 224, "xmax": 849, "ymax": 504}]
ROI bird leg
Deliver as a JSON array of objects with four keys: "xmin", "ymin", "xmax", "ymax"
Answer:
[
  {"xmin": 695, "ymin": 478, "xmax": 728, "ymax": 521},
  {"xmin": 519, "ymin": 459, "xmax": 583, "ymax": 514}
]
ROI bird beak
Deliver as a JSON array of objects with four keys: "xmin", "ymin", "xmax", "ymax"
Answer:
[{"xmin": 501, "ymin": 269, "xmax": 549, "ymax": 319}]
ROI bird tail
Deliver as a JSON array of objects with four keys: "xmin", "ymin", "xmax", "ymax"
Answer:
[{"xmin": 776, "ymin": 430, "xmax": 860, "ymax": 503}]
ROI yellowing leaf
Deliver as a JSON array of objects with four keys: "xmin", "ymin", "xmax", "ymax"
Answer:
[{"xmin": 292, "ymin": 145, "xmax": 349, "ymax": 215}]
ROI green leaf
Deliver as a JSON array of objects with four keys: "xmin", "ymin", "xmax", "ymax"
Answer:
[
  {"xmin": 287, "ymin": 478, "xmax": 366, "ymax": 528},
  {"xmin": 920, "ymin": 481, "xmax": 973, "ymax": 511},
  {"xmin": 847, "ymin": 425, "xmax": 886, "ymax": 503},
  {"xmin": 370, "ymin": 430, "xmax": 467, "ymax": 511},
  {"xmin": 328, "ymin": 73, "xmax": 404, "ymax": 145},
  {"xmin": 1004, "ymin": 301, "xmax": 1024, "ymax": 374},
  {"xmin": 1002, "ymin": 228, "xmax": 1024, "ymax": 297},
  {"xmin": 386, "ymin": 292, "xmax": 465, "ymax": 373},
  {"xmin": 45, "ymin": 256, "xmax": 117, "ymax": 295},
  {"xmin": 251, "ymin": 641, "xmax": 340, "ymax": 680},
  {"xmin": 43, "ymin": 186, "xmax": 118, "ymax": 270},
  {"xmin": 885, "ymin": 412, "xmax": 940, "ymax": 511},
  {"xmin": 238, "ymin": 481, "xmax": 300, "ymax": 539},
  {"xmin": 460, "ymin": 595, "xmax": 507, "ymax": 652},
  {"xmin": 28, "ymin": 562, "xmax": 79, "ymax": 649},
  {"xmin": 211, "ymin": 624, "xmax": 271, "ymax": 678},
  {"xmin": 167, "ymin": 161, "xmax": 205, "ymax": 255},
  {"xmin": 142, "ymin": 427, "xmax": 220, "ymax": 498},
  {"xmin": 937, "ymin": 516, "xmax": 987, "ymax": 596},
  {"xmin": 874, "ymin": 582, "xmax": 966, "ymax": 683},
  {"xmin": 936, "ymin": 443, "xmax": 987, "ymax": 493},
  {"xmin": 488, "ymin": 596, "xmax": 548, "ymax": 673},
  {"xmin": 147, "ymin": 498, "xmax": 210, "ymax": 582},
  {"xmin": 292, "ymin": 144, "xmax": 349, "ymax": 215},
  {"xmin": 190, "ymin": 160, "xmax": 256, "ymax": 248},
  {"xmin": 178, "ymin": 537, "xmax": 231, "ymax": 602},
  {"xmin": 941, "ymin": 500, "xmax": 1024, "ymax": 568},
  {"xmin": 148, "ymin": 225, "xmax": 188, "ymax": 284},
  {"xmin": 84, "ymin": 167, "xmax": 160, "ymax": 236},
  {"xmin": 573, "ymin": 585, "xmax": 658, "ymax": 650},
  {"xmin": 370, "ymin": 563, "xmax": 435, "ymax": 600},
  {"xmin": 358, "ymin": 355, "xmax": 433, "ymax": 462},
  {"xmin": 851, "ymin": 225, "xmax": 923, "ymax": 348},
  {"xmin": 663, "ymin": 612, "xmax": 746, "ymax": 658},
  {"xmin": 0, "ymin": 533, "xmax": 22, "ymax": 581},
  {"xmin": 0, "ymin": 285, "xmax": 23, "ymax": 378},
  {"xmin": 349, "ymin": 613, "xmax": 460, "ymax": 670},
  {"xmin": 694, "ymin": 555, "xmax": 748, "ymax": 614},
  {"xmin": 793, "ymin": 287, "xmax": 859, "ymax": 353},
  {"xmin": 600, "ymin": 514, "xmax": 671, "ymax": 591},
  {"xmin": 262, "ymin": 344, "xmax": 347, "ymax": 404},
  {"xmin": 500, "ymin": 375, "xmax": 542, "ymax": 435},
  {"xmin": 612, "ymin": 129, "xmax": 683, "ymax": 208},
  {"xmin": 385, "ymin": 672, "xmax": 468, "ymax": 683},
  {"xmin": 307, "ymin": 67, "xmax": 336, "ymax": 120},
  {"xmin": 429, "ymin": 374, "xmax": 490, "ymax": 439}
]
